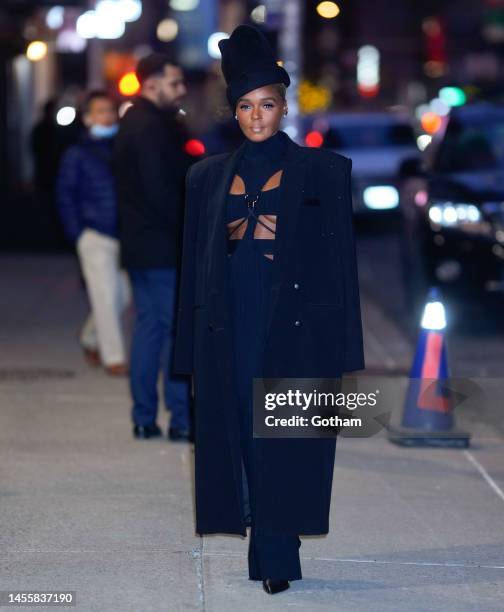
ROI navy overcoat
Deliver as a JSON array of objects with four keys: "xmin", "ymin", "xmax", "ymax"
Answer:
[{"xmin": 174, "ymin": 131, "xmax": 364, "ymax": 537}]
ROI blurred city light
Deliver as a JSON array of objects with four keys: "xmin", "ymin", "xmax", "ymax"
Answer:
[
  {"xmin": 305, "ymin": 131, "xmax": 324, "ymax": 147},
  {"xmin": 414, "ymin": 190, "xmax": 429, "ymax": 206},
  {"xmin": 415, "ymin": 103, "xmax": 430, "ymax": 120},
  {"xmin": 184, "ymin": 139, "xmax": 205, "ymax": 156},
  {"xmin": 26, "ymin": 41, "xmax": 48, "ymax": 62},
  {"xmin": 316, "ymin": 2, "xmax": 340, "ymax": 19},
  {"xmin": 429, "ymin": 202, "xmax": 481, "ymax": 226},
  {"xmin": 157, "ymin": 19, "xmax": 178, "ymax": 42},
  {"xmin": 357, "ymin": 45, "xmax": 380, "ymax": 98},
  {"xmin": 207, "ymin": 32, "xmax": 229, "ymax": 59},
  {"xmin": 56, "ymin": 30, "xmax": 87, "ymax": 53},
  {"xmin": 422, "ymin": 16, "xmax": 446, "ymax": 78},
  {"xmin": 363, "ymin": 185, "xmax": 399, "ymax": 210},
  {"xmin": 117, "ymin": 0, "xmax": 142, "ymax": 22},
  {"xmin": 438, "ymin": 86, "xmax": 466, "ymax": 107},
  {"xmin": 416, "ymin": 134, "xmax": 432, "ymax": 151},
  {"xmin": 77, "ymin": 1, "xmax": 139, "ymax": 40},
  {"xmin": 429, "ymin": 97, "xmax": 450, "ymax": 116},
  {"xmin": 76, "ymin": 11, "xmax": 97, "ymax": 39},
  {"xmin": 95, "ymin": 1, "xmax": 126, "ymax": 39},
  {"xmin": 169, "ymin": 0, "xmax": 199, "ymax": 11},
  {"xmin": 56, "ymin": 106, "xmax": 76, "ymax": 126},
  {"xmin": 420, "ymin": 111, "xmax": 442, "ymax": 134},
  {"xmin": 299, "ymin": 80, "xmax": 331, "ymax": 113},
  {"xmin": 46, "ymin": 6, "xmax": 64, "ymax": 30},
  {"xmin": 119, "ymin": 72, "xmax": 140, "ymax": 96},
  {"xmin": 251, "ymin": 5, "xmax": 267, "ymax": 24}
]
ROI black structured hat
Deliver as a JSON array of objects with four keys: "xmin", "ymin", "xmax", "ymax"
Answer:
[{"xmin": 218, "ymin": 25, "xmax": 290, "ymax": 109}]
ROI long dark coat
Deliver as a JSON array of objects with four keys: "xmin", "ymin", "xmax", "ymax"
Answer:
[{"xmin": 174, "ymin": 131, "xmax": 364, "ymax": 537}]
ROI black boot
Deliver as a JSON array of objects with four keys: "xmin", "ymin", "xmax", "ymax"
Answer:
[{"xmin": 262, "ymin": 579, "xmax": 290, "ymax": 594}]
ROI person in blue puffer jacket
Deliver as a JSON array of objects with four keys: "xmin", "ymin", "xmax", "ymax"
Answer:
[{"xmin": 57, "ymin": 90, "xmax": 130, "ymax": 376}]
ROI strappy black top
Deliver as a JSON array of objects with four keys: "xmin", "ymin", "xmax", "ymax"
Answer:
[{"xmin": 225, "ymin": 130, "xmax": 288, "ymax": 258}]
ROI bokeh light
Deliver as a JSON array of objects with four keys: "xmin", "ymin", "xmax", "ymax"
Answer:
[
  {"xmin": 46, "ymin": 6, "xmax": 64, "ymax": 29},
  {"xmin": 316, "ymin": 2, "xmax": 340, "ymax": 19},
  {"xmin": 119, "ymin": 72, "xmax": 140, "ymax": 96},
  {"xmin": 251, "ymin": 5, "xmax": 266, "ymax": 24},
  {"xmin": 56, "ymin": 106, "xmax": 76, "ymax": 126},
  {"xmin": 169, "ymin": 0, "xmax": 199, "ymax": 11},
  {"xmin": 26, "ymin": 41, "xmax": 48, "ymax": 62},
  {"xmin": 416, "ymin": 135, "xmax": 432, "ymax": 151},
  {"xmin": 420, "ymin": 112, "xmax": 442, "ymax": 134},
  {"xmin": 184, "ymin": 139, "xmax": 206, "ymax": 156},
  {"xmin": 305, "ymin": 131, "xmax": 324, "ymax": 148},
  {"xmin": 157, "ymin": 19, "xmax": 178, "ymax": 42},
  {"xmin": 207, "ymin": 32, "xmax": 229, "ymax": 59},
  {"xmin": 439, "ymin": 86, "xmax": 466, "ymax": 107}
]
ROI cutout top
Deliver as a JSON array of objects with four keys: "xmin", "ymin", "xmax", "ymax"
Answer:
[
  {"xmin": 229, "ymin": 170, "xmax": 283, "ymax": 195},
  {"xmin": 226, "ymin": 170, "xmax": 283, "ymax": 261}
]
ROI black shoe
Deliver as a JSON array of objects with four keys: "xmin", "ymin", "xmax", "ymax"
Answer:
[
  {"xmin": 262, "ymin": 579, "xmax": 290, "ymax": 594},
  {"xmin": 133, "ymin": 424, "xmax": 162, "ymax": 439},
  {"xmin": 168, "ymin": 426, "xmax": 193, "ymax": 442}
]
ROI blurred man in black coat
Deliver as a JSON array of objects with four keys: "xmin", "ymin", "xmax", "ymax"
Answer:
[{"xmin": 115, "ymin": 53, "xmax": 193, "ymax": 441}]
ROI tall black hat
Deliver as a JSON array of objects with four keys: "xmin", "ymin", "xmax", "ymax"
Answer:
[{"xmin": 218, "ymin": 25, "xmax": 290, "ymax": 110}]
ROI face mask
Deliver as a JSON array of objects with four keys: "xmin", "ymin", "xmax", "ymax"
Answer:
[{"xmin": 89, "ymin": 123, "xmax": 119, "ymax": 138}]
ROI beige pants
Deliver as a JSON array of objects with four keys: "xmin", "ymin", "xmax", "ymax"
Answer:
[{"xmin": 77, "ymin": 229, "xmax": 130, "ymax": 366}]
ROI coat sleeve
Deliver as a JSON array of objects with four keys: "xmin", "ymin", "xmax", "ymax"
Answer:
[
  {"xmin": 341, "ymin": 157, "xmax": 365, "ymax": 372},
  {"xmin": 56, "ymin": 147, "xmax": 83, "ymax": 243},
  {"xmin": 173, "ymin": 163, "xmax": 202, "ymax": 374}
]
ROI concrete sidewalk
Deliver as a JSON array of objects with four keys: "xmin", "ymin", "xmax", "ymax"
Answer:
[{"xmin": 1, "ymin": 255, "xmax": 504, "ymax": 611}]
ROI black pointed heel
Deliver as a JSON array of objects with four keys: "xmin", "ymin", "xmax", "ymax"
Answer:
[{"xmin": 262, "ymin": 579, "xmax": 290, "ymax": 594}]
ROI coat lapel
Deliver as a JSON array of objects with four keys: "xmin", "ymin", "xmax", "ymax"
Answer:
[{"xmin": 267, "ymin": 135, "xmax": 308, "ymax": 326}]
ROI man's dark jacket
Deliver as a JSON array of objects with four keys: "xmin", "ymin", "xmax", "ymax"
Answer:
[
  {"xmin": 56, "ymin": 135, "xmax": 117, "ymax": 242},
  {"xmin": 114, "ymin": 97, "xmax": 192, "ymax": 268}
]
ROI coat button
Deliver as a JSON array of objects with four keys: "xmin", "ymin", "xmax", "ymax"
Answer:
[
  {"xmin": 293, "ymin": 282, "xmax": 300, "ymax": 290},
  {"xmin": 294, "ymin": 320, "xmax": 302, "ymax": 327}
]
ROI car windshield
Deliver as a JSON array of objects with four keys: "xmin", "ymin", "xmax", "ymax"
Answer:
[
  {"xmin": 323, "ymin": 124, "xmax": 415, "ymax": 149},
  {"xmin": 434, "ymin": 115, "xmax": 504, "ymax": 172}
]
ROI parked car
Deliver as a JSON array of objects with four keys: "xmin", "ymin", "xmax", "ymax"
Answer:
[
  {"xmin": 399, "ymin": 103, "xmax": 504, "ymax": 306},
  {"xmin": 301, "ymin": 112, "xmax": 419, "ymax": 214}
]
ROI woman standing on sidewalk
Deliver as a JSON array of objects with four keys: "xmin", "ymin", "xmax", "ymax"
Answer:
[{"xmin": 174, "ymin": 24, "xmax": 364, "ymax": 594}]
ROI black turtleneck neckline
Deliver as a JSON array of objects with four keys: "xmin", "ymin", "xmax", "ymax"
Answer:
[{"xmin": 242, "ymin": 129, "xmax": 287, "ymax": 161}]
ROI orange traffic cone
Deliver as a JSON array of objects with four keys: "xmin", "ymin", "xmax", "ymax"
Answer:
[{"xmin": 388, "ymin": 287, "xmax": 470, "ymax": 448}]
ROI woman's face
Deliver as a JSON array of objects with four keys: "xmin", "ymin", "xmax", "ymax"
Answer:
[{"xmin": 235, "ymin": 85, "xmax": 287, "ymax": 142}]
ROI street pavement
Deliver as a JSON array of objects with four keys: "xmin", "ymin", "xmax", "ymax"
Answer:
[{"xmin": 1, "ymin": 253, "xmax": 504, "ymax": 612}]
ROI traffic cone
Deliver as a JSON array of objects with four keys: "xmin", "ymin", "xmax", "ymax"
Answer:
[{"xmin": 388, "ymin": 287, "xmax": 470, "ymax": 448}]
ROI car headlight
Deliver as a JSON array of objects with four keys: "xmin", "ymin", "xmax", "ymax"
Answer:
[
  {"xmin": 428, "ymin": 201, "xmax": 482, "ymax": 226},
  {"xmin": 363, "ymin": 185, "xmax": 399, "ymax": 210}
]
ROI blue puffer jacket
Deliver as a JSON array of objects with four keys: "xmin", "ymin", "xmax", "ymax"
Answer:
[{"xmin": 56, "ymin": 135, "xmax": 117, "ymax": 242}]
